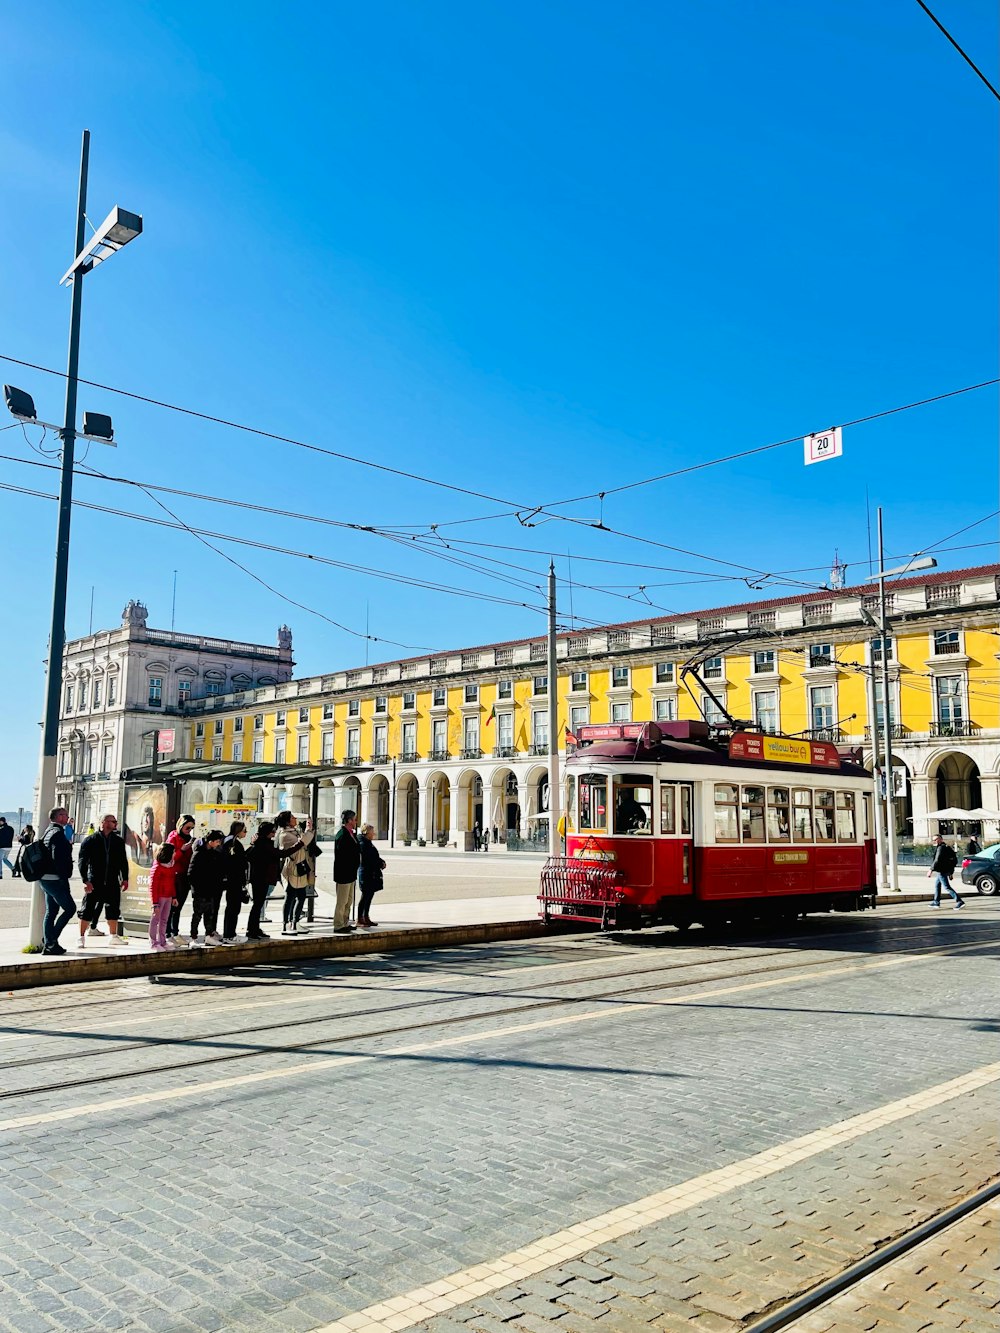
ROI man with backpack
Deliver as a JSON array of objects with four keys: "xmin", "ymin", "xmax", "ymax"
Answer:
[
  {"xmin": 927, "ymin": 835, "xmax": 965, "ymax": 910},
  {"xmin": 38, "ymin": 807, "xmax": 77, "ymax": 954}
]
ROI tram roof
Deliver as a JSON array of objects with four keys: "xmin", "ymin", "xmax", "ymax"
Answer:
[{"xmin": 568, "ymin": 736, "xmax": 870, "ymax": 780}]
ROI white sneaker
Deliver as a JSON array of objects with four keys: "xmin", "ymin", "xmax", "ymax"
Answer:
[
  {"xmin": 87, "ymin": 927, "xmax": 106, "ymax": 937},
  {"xmin": 207, "ymin": 932, "xmax": 223, "ymax": 944},
  {"xmin": 107, "ymin": 935, "xmax": 128, "ymax": 946},
  {"xmin": 77, "ymin": 936, "xmax": 87, "ymax": 949},
  {"xmin": 164, "ymin": 939, "xmax": 182, "ymax": 950},
  {"xmin": 173, "ymin": 935, "xmax": 190, "ymax": 945},
  {"xmin": 296, "ymin": 923, "xmax": 310, "ymax": 933},
  {"xmin": 203, "ymin": 937, "xmax": 220, "ymax": 948}
]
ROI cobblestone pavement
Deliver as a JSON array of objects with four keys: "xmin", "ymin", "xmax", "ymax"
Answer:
[{"xmin": 0, "ymin": 901, "xmax": 996, "ymax": 1332}]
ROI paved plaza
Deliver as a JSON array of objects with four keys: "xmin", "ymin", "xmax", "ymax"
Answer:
[{"xmin": 0, "ymin": 897, "xmax": 996, "ymax": 1332}]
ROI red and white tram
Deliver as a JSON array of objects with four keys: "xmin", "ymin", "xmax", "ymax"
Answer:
[{"xmin": 539, "ymin": 721, "xmax": 877, "ymax": 929}]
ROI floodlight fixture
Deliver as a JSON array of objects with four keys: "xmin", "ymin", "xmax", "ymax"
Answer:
[
  {"xmin": 82, "ymin": 411, "xmax": 114, "ymax": 442},
  {"xmin": 59, "ymin": 205, "xmax": 143, "ymax": 285},
  {"xmin": 859, "ymin": 606, "xmax": 880, "ymax": 632},
  {"xmin": 4, "ymin": 384, "xmax": 37, "ymax": 422},
  {"xmin": 878, "ymin": 555, "xmax": 937, "ymax": 579}
]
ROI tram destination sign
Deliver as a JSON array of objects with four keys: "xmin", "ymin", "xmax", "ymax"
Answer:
[{"xmin": 728, "ymin": 732, "xmax": 841, "ymax": 770}]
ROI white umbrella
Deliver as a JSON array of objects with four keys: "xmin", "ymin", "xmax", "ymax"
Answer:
[
  {"xmin": 966, "ymin": 807, "xmax": 1000, "ymax": 821},
  {"xmin": 916, "ymin": 807, "xmax": 977, "ymax": 821}
]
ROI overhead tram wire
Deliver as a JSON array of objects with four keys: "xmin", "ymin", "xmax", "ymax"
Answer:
[
  {"xmin": 1, "ymin": 351, "xmax": 995, "ymax": 586},
  {"xmin": 912, "ymin": 0, "xmax": 1000, "ymax": 102}
]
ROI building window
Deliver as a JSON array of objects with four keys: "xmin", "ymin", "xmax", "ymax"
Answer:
[
  {"xmin": 571, "ymin": 671, "xmax": 588, "ymax": 692},
  {"xmin": 249, "ymin": 713, "xmax": 261, "ymax": 730},
  {"xmin": 107, "ymin": 677, "xmax": 117, "ymax": 706},
  {"xmin": 611, "ymin": 666, "xmax": 630, "ymax": 688},
  {"xmin": 233, "ymin": 716, "xmax": 243, "ymax": 733},
  {"xmin": 703, "ymin": 656, "xmax": 723, "ymax": 681},
  {"xmin": 65, "ymin": 685, "xmax": 74, "ymax": 712},
  {"xmin": 101, "ymin": 743, "xmax": 111, "ymax": 773},
  {"xmin": 463, "ymin": 716, "xmax": 479, "ymax": 752},
  {"xmin": 402, "ymin": 691, "xmax": 416, "ymax": 710},
  {"xmin": 85, "ymin": 743, "xmax": 96, "ymax": 774},
  {"xmin": 401, "ymin": 721, "xmax": 417, "ymax": 759},
  {"xmin": 935, "ymin": 675, "xmax": 964, "ymax": 725},
  {"xmin": 871, "ymin": 637, "xmax": 893, "ymax": 663},
  {"xmin": 275, "ymin": 710, "xmax": 286, "ymax": 726},
  {"xmin": 611, "ymin": 702, "xmax": 631, "ymax": 723},
  {"xmin": 232, "ymin": 742, "xmax": 242, "ymax": 763},
  {"xmin": 274, "ymin": 736, "xmax": 286, "ymax": 764},
  {"xmin": 79, "ymin": 681, "xmax": 88, "ymax": 709},
  {"xmin": 297, "ymin": 734, "xmax": 310, "ymax": 763},
  {"xmin": 59, "ymin": 749, "xmax": 69, "ymax": 775},
  {"xmin": 497, "ymin": 680, "xmax": 513, "ymax": 700},
  {"xmin": 432, "ymin": 687, "xmax": 446, "ymax": 707},
  {"xmin": 177, "ymin": 679, "xmax": 191, "ymax": 706},
  {"xmin": 347, "ymin": 700, "xmax": 359, "ymax": 717},
  {"xmin": 654, "ymin": 663, "xmax": 674, "ymax": 684},
  {"xmin": 703, "ymin": 695, "xmax": 727, "ymax": 727},
  {"xmin": 654, "ymin": 697, "xmax": 676, "ymax": 722},
  {"xmin": 372, "ymin": 724, "xmax": 387, "ymax": 759},
  {"xmin": 497, "ymin": 712, "xmax": 513, "ymax": 749},
  {"xmin": 212, "ymin": 745, "xmax": 222, "ymax": 761},
  {"xmin": 464, "ymin": 684, "xmax": 479, "ymax": 703},
  {"xmin": 432, "ymin": 718, "xmax": 447, "ymax": 755},
  {"xmin": 532, "ymin": 711, "xmax": 549, "ymax": 750},
  {"xmin": 148, "ymin": 677, "xmax": 162, "ymax": 707},
  {"xmin": 322, "ymin": 703, "xmax": 334, "ymax": 720},
  {"xmin": 298, "ymin": 707, "xmax": 310, "ymax": 723},
  {"xmin": 933, "ymin": 629, "xmax": 960, "ymax": 655},
  {"xmin": 810, "ymin": 686, "xmax": 835, "ymax": 730},
  {"xmin": 321, "ymin": 731, "xmax": 334, "ymax": 761},
  {"xmin": 375, "ymin": 695, "xmax": 387, "ymax": 714},
  {"xmin": 347, "ymin": 729, "xmax": 360, "ymax": 760},
  {"xmin": 873, "ymin": 679, "xmax": 897, "ymax": 729},
  {"xmin": 214, "ymin": 719, "xmax": 223, "ymax": 735},
  {"xmin": 754, "ymin": 690, "xmax": 778, "ymax": 733},
  {"xmin": 194, "ymin": 746, "xmax": 203, "ymax": 761},
  {"xmin": 195, "ymin": 722, "xmax": 205, "ymax": 738},
  {"xmin": 205, "ymin": 681, "xmax": 223, "ymax": 696},
  {"xmin": 533, "ymin": 675, "xmax": 548, "ymax": 696},
  {"xmin": 752, "ymin": 651, "xmax": 776, "ymax": 674},
  {"xmin": 252, "ymin": 739, "xmax": 264, "ymax": 762},
  {"xmin": 809, "ymin": 643, "xmax": 833, "ymax": 668},
  {"xmin": 569, "ymin": 705, "xmax": 589, "ymax": 732}
]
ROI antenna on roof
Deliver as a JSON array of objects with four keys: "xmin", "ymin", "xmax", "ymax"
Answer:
[{"xmin": 830, "ymin": 549, "xmax": 847, "ymax": 590}]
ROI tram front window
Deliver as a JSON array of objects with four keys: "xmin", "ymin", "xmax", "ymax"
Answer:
[
  {"xmin": 614, "ymin": 775, "xmax": 653, "ymax": 833},
  {"xmin": 579, "ymin": 775, "xmax": 608, "ymax": 831}
]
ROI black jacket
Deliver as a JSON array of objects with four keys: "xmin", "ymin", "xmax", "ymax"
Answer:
[
  {"xmin": 931, "ymin": 843, "xmax": 958, "ymax": 875},
  {"xmin": 42, "ymin": 823, "xmax": 74, "ymax": 879},
  {"xmin": 333, "ymin": 826, "xmax": 361, "ymax": 882},
  {"xmin": 247, "ymin": 837, "xmax": 280, "ymax": 889},
  {"xmin": 223, "ymin": 835, "xmax": 250, "ymax": 890},
  {"xmin": 188, "ymin": 844, "xmax": 227, "ymax": 897},
  {"xmin": 0, "ymin": 823, "xmax": 13, "ymax": 850},
  {"xmin": 78, "ymin": 831, "xmax": 129, "ymax": 890},
  {"xmin": 358, "ymin": 838, "xmax": 385, "ymax": 892}
]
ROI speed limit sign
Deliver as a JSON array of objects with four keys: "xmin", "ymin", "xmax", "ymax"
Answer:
[{"xmin": 804, "ymin": 426, "xmax": 843, "ymax": 465}]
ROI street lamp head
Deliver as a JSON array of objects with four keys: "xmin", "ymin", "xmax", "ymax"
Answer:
[
  {"xmin": 4, "ymin": 384, "xmax": 37, "ymax": 422},
  {"xmin": 81, "ymin": 411, "xmax": 114, "ymax": 443},
  {"xmin": 877, "ymin": 555, "xmax": 938, "ymax": 579},
  {"xmin": 60, "ymin": 204, "xmax": 143, "ymax": 286}
]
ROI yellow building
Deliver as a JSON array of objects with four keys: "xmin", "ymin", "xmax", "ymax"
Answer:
[{"xmin": 179, "ymin": 564, "xmax": 1000, "ymax": 846}]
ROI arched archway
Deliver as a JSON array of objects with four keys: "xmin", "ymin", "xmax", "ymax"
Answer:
[
  {"xmin": 341, "ymin": 776, "xmax": 362, "ymax": 821},
  {"xmin": 396, "ymin": 772, "xmax": 419, "ymax": 842},
  {"xmin": 934, "ymin": 752, "xmax": 981, "ymax": 810},
  {"xmin": 425, "ymin": 771, "xmax": 451, "ymax": 842},
  {"xmin": 366, "ymin": 773, "xmax": 390, "ymax": 839},
  {"xmin": 456, "ymin": 769, "xmax": 484, "ymax": 838}
]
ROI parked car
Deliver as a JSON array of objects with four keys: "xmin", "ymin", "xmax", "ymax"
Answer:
[{"xmin": 960, "ymin": 843, "xmax": 1000, "ymax": 895}]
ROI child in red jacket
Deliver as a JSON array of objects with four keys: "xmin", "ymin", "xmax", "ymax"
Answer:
[{"xmin": 149, "ymin": 844, "xmax": 178, "ymax": 951}]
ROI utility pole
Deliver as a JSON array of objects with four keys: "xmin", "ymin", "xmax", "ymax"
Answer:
[
  {"xmin": 547, "ymin": 563, "xmax": 560, "ymax": 857},
  {"xmin": 864, "ymin": 655, "xmax": 888, "ymax": 892},
  {"xmin": 877, "ymin": 509, "xmax": 899, "ymax": 892}
]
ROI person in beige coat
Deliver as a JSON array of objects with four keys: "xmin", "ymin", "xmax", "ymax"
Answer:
[{"xmin": 276, "ymin": 811, "xmax": 317, "ymax": 935}]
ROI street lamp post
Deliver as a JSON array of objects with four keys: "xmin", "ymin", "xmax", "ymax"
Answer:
[{"xmin": 23, "ymin": 131, "xmax": 142, "ymax": 946}]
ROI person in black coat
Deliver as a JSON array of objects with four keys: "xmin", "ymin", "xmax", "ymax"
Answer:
[
  {"xmin": 188, "ymin": 830, "xmax": 227, "ymax": 944},
  {"xmin": 222, "ymin": 821, "xmax": 250, "ymax": 943},
  {"xmin": 246, "ymin": 822, "xmax": 280, "ymax": 940},
  {"xmin": 332, "ymin": 809, "xmax": 361, "ymax": 933},
  {"xmin": 357, "ymin": 824, "xmax": 386, "ymax": 928},
  {"xmin": 76, "ymin": 814, "xmax": 130, "ymax": 949}
]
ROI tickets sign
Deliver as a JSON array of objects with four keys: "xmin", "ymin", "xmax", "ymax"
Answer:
[{"xmin": 728, "ymin": 732, "xmax": 841, "ymax": 770}]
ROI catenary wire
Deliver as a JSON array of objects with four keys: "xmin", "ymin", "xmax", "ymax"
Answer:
[{"xmin": 912, "ymin": 0, "xmax": 1000, "ymax": 101}]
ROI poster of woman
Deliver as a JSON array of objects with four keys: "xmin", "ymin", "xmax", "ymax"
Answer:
[{"xmin": 123, "ymin": 785, "xmax": 168, "ymax": 888}]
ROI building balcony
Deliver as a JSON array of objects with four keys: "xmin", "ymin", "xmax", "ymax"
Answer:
[
  {"xmin": 931, "ymin": 641, "xmax": 962, "ymax": 655},
  {"xmin": 864, "ymin": 725, "xmax": 908, "ymax": 742},
  {"xmin": 429, "ymin": 749, "xmax": 451, "ymax": 762},
  {"xmin": 372, "ymin": 752, "xmax": 391, "ymax": 765},
  {"xmin": 343, "ymin": 757, "xmax": 363, "ymax": 767},
  {"xmin": 400, "ymin": 751, "xmax": 420, "ymax": 763},
  {"xmin": 460, "ymin": 747, "xmax": 482, "ymax": 760},
  {"xmin": 930, "ymin": 720, "xmax": 980, "ymax": 738},
  {"xmin": 493, "ymin": 745, "xmax": 517, "ymax": 759},
  {"xmin": 804, "ymin": 727, "xmax": 844, "ymax": 743},
  {"xmin": 530, "ymin": 743, "xmax": 549, "ymax": 756}
]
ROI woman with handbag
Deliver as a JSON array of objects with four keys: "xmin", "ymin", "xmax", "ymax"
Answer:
[
  {"xmin": 276, "ymin": 811, "xmax": 316, "ymax": 935},
  {"xmin": 246, "ymin": 821, "xmax": 279, "ymax": 941},
  {"xmin": 357, "ymin": 823, "xmax": 386, "ymax": 928}
]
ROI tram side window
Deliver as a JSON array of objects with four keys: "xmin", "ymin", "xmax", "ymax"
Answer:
[
  {"xmin": 863, "ymin": 794, "xmax": 872, "ymax": 839},
  {"xmin": 792, "ymin": 789, "xmax": 813, "ymax": 841},
  {"xmin": 767, "ymin": 788, "xmax": 790, "ymax": 841},
  {"xmin": 579, "ymin": 775, "xmax": 608, "ymax": 831},
  {"xmin": 815, "ymin": 790, "xmax": 835, "ymax": 841},
  {"xmin": 679, "ymin": 785, "xmax": 692, "ymax": 836},
  {"xmin": 614, "ymin": 775, "xmax": 653, "ymax": 834},
  {"xmin": 836, "ymin": 791, "xmax": 856, "ymax": 841},
  {"xmin": 660, "ymin": 785, "xmax": 675, "ymax": 835},
  {"xmin": 741, "ymin": 785, "xmax": 766, "ymax": 842},
  {"xmin": 714, "ymin": 784, "xmax": 739, "ymax": 842},
  {"xmin": 565, "ymin": 775, "xmax": 576, "ymax": 832}
]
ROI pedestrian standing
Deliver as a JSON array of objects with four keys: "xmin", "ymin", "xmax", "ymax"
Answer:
[
  {"xmin": 927, "ymin": 835, "xmax": 965, "ymax": 909},
  {"xmin": 165, "ymin": 814, "xmax": 196, "ymax": 943},
  {"xmin": 0, "ymin": 817, "xmax": 15, "ymax": 877},
  {"xmin": 246, "ymin": 821, "xmax": 279, "ymax": 941},
  {"xmin": 966, "ymin": 835, "xmax": 982, "ymax": 856},
  {"xmin": 149, "ymin": 844, "xmax": 178, "ymax": 951},
  {"xmin": 472, "ymin": 821, "xmax": 481, "ymax": 852},
  {"xmin": 357, "ymin": 823, "xmax": 385, "ymax": 928},
  {"xmin": 188, "ymin": 830, "xmax": 227, "ymax": 945},
  {"xmin": 277, "ymin": 811, "xmax": 315, "ymax": 935},
  {"xmin": 332, "ymin": 809, "xmax": 361, "ymax": 933},
  {"xmin": 221, "ymin": 821, "xmax": 250, "ymax": 943},
  {"xmin": 38, "ymin": 807, "xmax": 77, "ymax": 955},
  {"xmin": 76, "ymin": 814, "xmax": 130, "ymax": 949}
]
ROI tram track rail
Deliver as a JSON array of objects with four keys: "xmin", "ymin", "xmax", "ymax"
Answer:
[
  {"xmin": 743, "ymin": 1179, "xmax": 1000, "ymax": 1332},
  {"xmin": 1, "ymin": 931, "xmax": 992, "ymax": 1104}
]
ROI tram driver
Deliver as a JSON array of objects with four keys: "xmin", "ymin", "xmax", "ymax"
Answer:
[{"xmin": 615, "ymin": 790, "xmax": 648, "ymax": 833}]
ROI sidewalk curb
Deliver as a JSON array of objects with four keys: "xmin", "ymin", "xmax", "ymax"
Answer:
[{"xmin": 0, "ymin": 920, "xmax": 548, "ymax": 992}]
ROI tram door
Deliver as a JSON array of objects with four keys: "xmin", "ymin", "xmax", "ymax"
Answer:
[{"xmin": 660, "ymin": 783, "xmax": 694, "ymax": 891}]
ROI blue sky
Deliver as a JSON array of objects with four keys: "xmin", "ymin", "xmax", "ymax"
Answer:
[{"xmin": 1, "ymin": 0, "xmax": 997, "ymax": 805}]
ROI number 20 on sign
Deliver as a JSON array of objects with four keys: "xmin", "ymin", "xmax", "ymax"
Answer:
[{"xmin": 803, "ymin": 426, "xmax": 843, "ymax": 465}]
